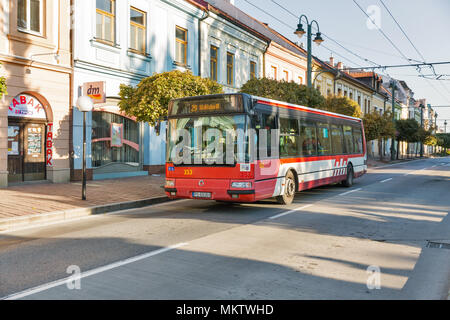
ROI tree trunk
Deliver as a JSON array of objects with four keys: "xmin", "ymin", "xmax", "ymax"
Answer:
[{"xmin": 396, "ymin": 140, "xmax": 400, "ymax": 160}]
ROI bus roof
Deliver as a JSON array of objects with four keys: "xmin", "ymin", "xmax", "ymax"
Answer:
[{"xmin": 252, "ymin": 95, "xmax": 362, "ymax": 122}]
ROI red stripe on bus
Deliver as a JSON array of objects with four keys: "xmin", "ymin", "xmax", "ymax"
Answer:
[
  {"xmin": 257, "ymin": 100, "xmax": 361, "ymax": 122},
  {"xmin": 280, "ymin": 154, "xmax": 365, "ymax": 164}
]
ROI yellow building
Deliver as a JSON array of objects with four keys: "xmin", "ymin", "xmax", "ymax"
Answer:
[{"xmin": 312, "ymin": 57, "xmax": 376, "ymax": 115}]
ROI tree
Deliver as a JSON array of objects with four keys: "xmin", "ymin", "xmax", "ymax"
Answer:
[
  {"xmin": 321, "ymin": 95, "xmax": 362, "ymax": 118},
  {"xmin": 362, "ymin": 111, "xmax": 394, "ymax": 159},
  {"xmin": 240, "ymin": 77, "xmax": 325, "ymax": 108},
  {"xmin": 395, "ymin": 119, "xmax": 420, "ymax": 159},
  {"xmin": 118, "ymin": 70, "xmax": 223, "ymax": 125},
  {"xmin": 0, "ymin": 62, "xmax": 7, "ymax": 99}
]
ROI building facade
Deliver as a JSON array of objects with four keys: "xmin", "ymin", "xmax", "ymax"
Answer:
[
  {"xmin": 0, "ymin": 0, "xmax": 72, "ymax": 187},
  {"xmin": 71, "ymin": 0, "xmax": 205, "ymax": 180},
  {"xmin": 197, "ymin": 1, "xmax": 267, "ymax": 92}
]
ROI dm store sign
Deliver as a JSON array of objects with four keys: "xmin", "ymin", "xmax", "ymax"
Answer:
[{"xmin": 8, "ymin": 94, "xmax": 47, "ymax": 119}]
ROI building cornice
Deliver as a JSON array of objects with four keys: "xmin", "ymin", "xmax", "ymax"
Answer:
[{"xmin": 0, "ymin": 53, "xmax": 72, "ymax": 74}]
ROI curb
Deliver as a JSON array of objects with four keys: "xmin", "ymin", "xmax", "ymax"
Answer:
[{"xmin": 0, "ymin": 196, "xmax": 171, "ymax": 233}]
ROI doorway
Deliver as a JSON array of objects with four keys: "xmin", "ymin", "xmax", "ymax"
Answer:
[{"xmin": 8, "ymin": 121, "xmax": 47, "ymax": 183}]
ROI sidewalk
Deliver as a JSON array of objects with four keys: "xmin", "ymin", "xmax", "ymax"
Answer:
[
  {"xmin": 367, "ymin": 156, "xmax": 426, "ymax": 168},
  {"xmin": 0, "ymin": 175, "xmax": 167, "ymax": 230}
]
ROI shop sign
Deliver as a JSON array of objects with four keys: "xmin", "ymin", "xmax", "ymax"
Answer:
[
  {"xmin": 83, "ymin": 81, "xmax": 106, "ymax": 104},
  {"xmin": 8, "ymin": 94, "xmax": 47, "ymax": 119},
  {"xmin": 46, "ymin": 123, "xmax": 53, "ymax": 167}
]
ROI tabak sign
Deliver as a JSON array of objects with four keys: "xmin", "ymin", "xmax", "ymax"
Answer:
[
  {"xmin": 8, "ymin": 94, "xmax": 47, "ymax": 119},
  {"xmin": 83, "ymin": 81, "xmax": 106, "ymax": 104},
  {"xmin": 46, "ymin": 123, "xmax": 54, "ymax": 167}
]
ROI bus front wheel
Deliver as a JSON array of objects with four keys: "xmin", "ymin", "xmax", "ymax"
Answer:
[{"xmin": 276, "ymin": 171, "xmax": 296, "ymax": 205}]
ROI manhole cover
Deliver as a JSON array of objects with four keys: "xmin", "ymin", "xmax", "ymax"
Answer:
[{"xmin": 426, "ymin": 241, "xmax": 450, "ymax": 249}]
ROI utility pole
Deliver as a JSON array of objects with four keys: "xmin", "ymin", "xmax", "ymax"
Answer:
[
  {"xmin": 390, "ymin": 81, "xmax": 396, "ymax": 161},
  {"xmin": 420, "ymin": 104, "xmax": 424, "ymax": 157}
]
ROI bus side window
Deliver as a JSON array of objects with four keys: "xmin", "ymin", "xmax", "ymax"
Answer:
[
  {"xmin": 280, "ymin": 117, "xmax": 299, "ymax": 158},
  {"xmin": 343, "ymin": 125, "xmax": 354, "ymax": 154},
  {"xmin": 353, "ymin": 128, "xmax": 363, "ymax": 154},
  {"xmin": 331, "ymin": 125, "xmax": 344, "ymax": 155},
  {"xmin": 316, "ymin": 123, "xmax": 332, "ymax": 156},
  {"xmin": 259, "ymin": 113, "xmax": 277, "ymax": 159},
  {"xmin": 299, "ymin": 121, "xmax": 317, "ymax": 156}
]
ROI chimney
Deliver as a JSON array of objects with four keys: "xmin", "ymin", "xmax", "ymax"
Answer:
[
  {"xmin": 337, "ymin": 62, "xmax": 343, "ymax": 70},
  {"xmin": 329, "ymin": 56, "xmax": 334, "ymax": 67}
]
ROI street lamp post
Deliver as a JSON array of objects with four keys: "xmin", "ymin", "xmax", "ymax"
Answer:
[
  {"xmin": 76, "ymin": 96, "xmax": 94, "ymax": 200},
  {"xmin": 420, "ymin": 104, "xmax": 424, "ymax": 158},
  {"xmin": 294, "ymin": 15, "xmax": 324, "ymax": 88},
  {"xmin": 390, "ymin": 81, "xmax": 397, "ymax": 161}
]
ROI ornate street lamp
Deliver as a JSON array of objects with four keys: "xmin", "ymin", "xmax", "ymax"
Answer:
[
  {"xmin": 76, "ymin": 96, "xmax": 94, "ymax": 200},
  {"xmin": 294, "ymin": 15, "xmax": 324, "ymax": 88}
]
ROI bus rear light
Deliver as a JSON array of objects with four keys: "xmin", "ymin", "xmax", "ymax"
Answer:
[{"xmin": 231, "ymin": 182, "xmax": 252, "ymax": 189}]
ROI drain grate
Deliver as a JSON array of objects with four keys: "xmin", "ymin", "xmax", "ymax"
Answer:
[{"xmin": 426, "ymin": 241, "xmax": 450, "ymax": 249}]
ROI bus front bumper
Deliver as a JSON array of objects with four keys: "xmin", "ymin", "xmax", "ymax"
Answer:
[{"xmin": 164, "ymin": 179, "xmax": 256, "ymax": 202}]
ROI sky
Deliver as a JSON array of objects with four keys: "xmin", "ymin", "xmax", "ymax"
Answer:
[{"xmin": 233, "ymin": 0, "xmax": 450, "ymax": 131}]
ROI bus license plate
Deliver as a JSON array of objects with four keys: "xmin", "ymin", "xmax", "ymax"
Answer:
[{"xmin": 192, "ymin": 192, "xmax": 212, "ymax": 199}]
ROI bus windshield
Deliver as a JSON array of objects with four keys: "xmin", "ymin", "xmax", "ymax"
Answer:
[{"xmin": 167, "ymin": 115, "xmax": 250, "ymax": 165}]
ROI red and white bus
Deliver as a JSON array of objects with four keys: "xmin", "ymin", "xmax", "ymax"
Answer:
[{"xmin": 165, "ymin": 93, "xmax": 367, "ymax": 205}]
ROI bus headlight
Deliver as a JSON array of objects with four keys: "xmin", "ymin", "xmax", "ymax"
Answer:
[
  {"xmin": 165, "ymin": 179, "xmax": 175, "ymax": 188},
  {"xmin": 231, "ymin": 182, "xmax": 252, "ymax": 189}
]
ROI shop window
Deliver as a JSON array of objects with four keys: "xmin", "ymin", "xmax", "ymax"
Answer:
[
  {"xmin": 17, "ymin": 0, "xmax": 42, "ymax": 34},
  {"xmin": 175, "ymin": 26, "xmax": 187, "ymax": 65},
  {"xmin": 96, "ymin": 0, "xmax": 115, "ymax": 44},
  {"xmin": 91, "ymin": 112, "xmax": 139, "ymax": 167},
  {"xmin": 130, "ymin": 7, "xmax": 146, "ymax": 54}
]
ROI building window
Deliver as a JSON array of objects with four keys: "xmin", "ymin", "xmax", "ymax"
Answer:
[
  {"xmin": 250, "ymin": 61, "xmax": 256, "ymax": 79},
  {"xmin": 271, "ymin": 66, "xmax": 277, "ymax": 80},
  {"xmin": 367, "ymin": 100, "xmax": 371, "ymax": 113},
  {"xmin": 227, "ymin": 52, "xmax": 234, "ymax": 86},
  {"xmin": 129, "ymin": 7, "xmax": 146, "ymax": 54},
  {"xmin": 210, "ymin": 46, "xmax": 218, "ymax": 81},
  {"xmin": 298, "ymin": 76, "xmax": 303, "ymax": 85},
  {"xmin": 337, "ymin": 88, "xmax": 342, "ymax": 96},
  {"xmin": 283, "ymin": 70, "xmax": 289, "ymax": 82},
  {"xmin": 327, "ymin": 88, "xmax": 331, "ymax": 96},
  {"xmin": 357, "ymin": 96, "xmax": 361, "ymax": 107},
  {"xmin": 175, "ymin": 26, "xmax": 187, "ymax": 65},
  {"xmin": 96, "ymin": 0, "xmax": 115, "ymax": 44},
  {"xmin": 344, "ymin": 90, "xmax": 348, "ymax": 97},
  {"xmin": 349, "ymin": 92, "xmax": 353, "ymax": 100},
  {"xmin": 17, "ymin": 0, "xmax": 42, "ymax": 34}
]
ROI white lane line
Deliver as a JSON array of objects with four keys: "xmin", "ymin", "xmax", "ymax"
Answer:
[
  {"xmin": 269, "ymin": 204, "xmax": 313, "ymax": 220},
  {"xmin": 403, "ymin": 167, "xmax": 429, "ymax": 176},
  {"xmin": 339, "ymin": 188, "xmax": 362, "ymax": 196},
  {"xmin": 380, "ymin": 178, "xmax": 393, "ymax": 183},
  {"xmin": 1, "ymin": 242, "xmax": 188, "ymax": 300}
]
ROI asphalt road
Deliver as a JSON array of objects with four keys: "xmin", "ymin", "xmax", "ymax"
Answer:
[{"xmin": 1, "ymin": 157, "xmax": 449, "ymax": 300}]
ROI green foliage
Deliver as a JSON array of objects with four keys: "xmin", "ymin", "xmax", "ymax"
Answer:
[
  {"xmin": 240, "ymin": 77, "xmax": 325, "ymax": 108},
  {"xmin": 321, "ymin": 95, "xmax": 362, "ymax": 118},
  {"xmin": 118, "ymin": 70, "xmax": 223, "ymax": 125},
  {"xmin": 395, "ymin": 119, "xmax": 420, "ymax": 143},
  {"xmin": 0, "ymin": 62, "xmax": 7, "ymax": 99},
  {"xmin": 436, "ymin": 133, "xmax": 450, "ymax": 149},
  {"xmin": 362, "ymin": 111, "xmax": 395, "ymax": 142}
]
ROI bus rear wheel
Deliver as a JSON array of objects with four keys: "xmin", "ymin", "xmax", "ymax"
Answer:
[
  {"xmin": 276, "ymin": 171, "xmax": 296, "ymax": 205},
  {"xmin": 342, "ymin": 164, "xmax": 354, "ymax": 187}
]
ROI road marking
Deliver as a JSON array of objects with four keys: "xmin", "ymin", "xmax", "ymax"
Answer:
[
  {"xmin": 380, "ymin": 178, "xmax": 393, "ymax": 183},
  {"xmin": 339, "ymin": 188, "xmax": 362, "ymax": 196},
  {"xmin": 403, "ymin": 167, "xmax": 429, "ymax": 176},
  {"xmin": 1, "ymin": 242, "xmax": 188, "ymax": 300},
  {"xmin": 269, "ymin": 204, "xmax": 313, "ymax": 220}
]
